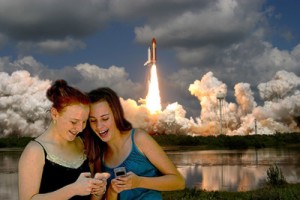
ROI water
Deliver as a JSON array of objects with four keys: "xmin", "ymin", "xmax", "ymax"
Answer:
[
  {"xmin": 1, "ymin": 147, "xmax": 300, "ymax": 199},
  {"xmin": 0, "ymin": 148, "xmax": 20, "ymax": 200},
  {"xmin": 168, "ymin": 147, "xmax": 300, "ymax": 191}
]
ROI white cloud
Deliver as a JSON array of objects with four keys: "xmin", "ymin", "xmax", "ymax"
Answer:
[
  {"xmin": 0, "ymin": 68, "xmax": 299, "ymax": 137},
  {"xmin": 75, "ymin": 63, "xmax": 143, "ymax": 99},
  {"xmin": 0, "ymin": 70, "xmax": 51, "ymax": 136},
  {"xmin": 17, "ymin": 37, "xmax": 86, "ymax": 55}
]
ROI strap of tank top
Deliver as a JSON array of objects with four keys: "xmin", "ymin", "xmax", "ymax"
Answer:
[
  {"xmin": 130, "ymin": 128, "xmax": 135, "ymax": 143},
  {"xmin": 32, "ymin": 139, "xmax": 47, "ymax": 157},
  {"xmin": 130, "ymin": 128, "xmax": 145, "ymax": 156}
]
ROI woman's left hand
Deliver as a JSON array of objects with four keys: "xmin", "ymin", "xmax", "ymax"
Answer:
[
  {"xmin": 110, "ymin": 172, "xmax": 140, "ymax": 193},
  {"xmin": 91, "ymin": 172, "xmax": 110, "ymax": 197}
]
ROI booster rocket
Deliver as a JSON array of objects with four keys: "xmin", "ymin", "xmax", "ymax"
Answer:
[{"xmin": 144, "ymin": 38, "xmax": 156, "ymax": 66}]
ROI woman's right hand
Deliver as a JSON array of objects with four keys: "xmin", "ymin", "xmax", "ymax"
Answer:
[{"xmin": 72, "ymin": 172, "xmax": 101, "ymax": 196}]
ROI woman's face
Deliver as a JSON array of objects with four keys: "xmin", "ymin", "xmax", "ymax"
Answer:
[
  {"xmin": 89, "ymin": 101, "xmax": 117, "ymax": 142},
  {"xmin": 53, "ymin": 104, "xmax": 89, "ymax": 141}
]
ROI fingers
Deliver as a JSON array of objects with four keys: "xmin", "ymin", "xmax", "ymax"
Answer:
[
  {"xmin": 74, "ymin": 172, "xmax": 109, "ymax": 196},
  {"xmin": 111, "ymin": 176, "xmax": 131, "ymax": 192},
  {"xmin": 94, "ymin": 172, "xmax": 111, "ymax": 180},
  {"xmin": 90, "ymin": 176, "xmax": 108, "ymax": 194},
  {"xmin": 91, "ymin": 185, "xmax": 106, "ymax": 194},
  {"xmin": 90, "ymin": 178, "xmax": 107, "ymax": 197},
  {"xmin": 80, "ymin": 172, "xmax": 92, "ymax": 178}
]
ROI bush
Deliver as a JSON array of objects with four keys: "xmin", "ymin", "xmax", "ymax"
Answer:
[{"xmin": 266, "ymin": 164, "xmax": 287, "ymax": 187}]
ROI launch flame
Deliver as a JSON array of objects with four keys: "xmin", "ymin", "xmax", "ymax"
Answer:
[{"xmin": 146, "ymin": 64, "xmax": 162, "ymax": 114}]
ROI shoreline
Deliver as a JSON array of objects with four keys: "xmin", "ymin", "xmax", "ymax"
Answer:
[{"xmin": 1, "ymin": 133, "xmax": 300, "ymax": 150}]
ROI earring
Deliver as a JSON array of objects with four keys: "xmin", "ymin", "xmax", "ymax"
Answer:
[{"xmin": 53, "ymin": 120, "xmax": 57, "ymax": 125}]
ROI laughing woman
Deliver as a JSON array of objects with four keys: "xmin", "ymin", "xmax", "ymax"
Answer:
[
  {"xmin": 18, "ymin": 80, "xmax": 108, "ymax": 200},
  {"xmin": 84, "ymin": 87, "xmax": 185, "ymax": 200}
]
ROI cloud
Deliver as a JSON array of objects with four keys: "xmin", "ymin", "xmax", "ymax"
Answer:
[
  {"xmin": 0, "ymin": 56, "xmax": 144, "ymax": 98},
  {"xmin": 258, "ymin": 70, "xmax": 300, "ymax": 101},
  {"xmin": 0, "ymin": 70, "xmax": 51, "ymax": 136},
  {"xmin": 187, "ymin": 70, "xmax": 300, "ymax": 135},
  {"xmin": 134, "ymin": 0, "xmax": 262, "ymax": 47},
  {"xmin": 17, "ymin": 37, "xmax": 86, "ymax": 55},
  {"xmin": 0, "ymin": 56, "xmax": 48, "ymax": 75},
  {"xmin": 130, "ymin": 0, "xmax": 296, "ymax": 110},
  {"xmin": 0, "ymin": 0, "xmax": 299, "ymax": 136},
  {"xmin": 109, "ymin": 0, "xmax": 211, "ymax": 21},
  {"xmin": 0, "ymin": 0, "xmax": 109, "ymax": 40},
  {"xmin": 0, "ymin": 67, "xmax": 299, "ymax": 137},
  {"xmin": 0, "ymin": 0, "xmax": 110, "ymax": 54},
  {"xmin": 75, "ymin": 63, "xmax": 143, "ymax": 99}
]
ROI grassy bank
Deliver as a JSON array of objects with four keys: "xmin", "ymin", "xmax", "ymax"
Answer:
[
  {"xmin": 153, "ymin": 132, "xmax": 300, "ymax": 150},
  {"xmin": 0, "ymin": 136, "xmax": 32, "ymax": 148},
  {"xmin": 0, "ymin": 132, "xmax": 300, "ymax": 149},
  {"xmin": 162, "ymin": 183, "xmax": 300, "ymax": 200}
]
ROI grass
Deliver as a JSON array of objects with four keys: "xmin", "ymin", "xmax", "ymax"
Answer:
[
  {"xmin": 152, "ymin": 132, "xmax": 300, "ymax": 150},
  {"xmin": 162, "ymin": 183, "xmax": 300, "ymax": 200},
  {"xmin": 1, "ymin": 132, "xmax": 300, "ymax": 149},
  {"xmin": 0, "ymin": 136, "xmax": 32, "ymax": 148}
]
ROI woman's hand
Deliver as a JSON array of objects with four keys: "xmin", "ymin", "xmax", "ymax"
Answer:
[
  {"xmin": 72, "ymin": 172, "xmax": 101, "ymax": 196},
  {"xmin": 91, "ymin": 172, "xmax": 111, "ymax": 198},
  {"xmin": 110, "ymin": 172, "xmax": 140, "ymax": 193}
]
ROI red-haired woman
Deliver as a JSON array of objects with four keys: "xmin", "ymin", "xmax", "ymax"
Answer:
[{"xmin": 19, "ymin": 80, "xmax": 109, "ymax": 200}]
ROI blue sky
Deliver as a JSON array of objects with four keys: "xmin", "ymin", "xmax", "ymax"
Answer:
[{"xmin": 0, "ymin": 0, "xmax": 299, "ymax": 118}]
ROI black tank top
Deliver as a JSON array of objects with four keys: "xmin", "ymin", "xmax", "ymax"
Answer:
[{"xmin": 34, "ymin": 140, "xmax": 91, "ymax": 200}]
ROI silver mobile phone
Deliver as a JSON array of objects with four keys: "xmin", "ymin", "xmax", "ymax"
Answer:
[{"xmin": 114, "ymin": 167, "xmax": 126, "ymax": 177}]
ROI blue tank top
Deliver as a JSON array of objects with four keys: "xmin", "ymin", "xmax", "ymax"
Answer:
[{"xmin": 102, "ymin": 129, "xmax": 162, "ymax": 200}]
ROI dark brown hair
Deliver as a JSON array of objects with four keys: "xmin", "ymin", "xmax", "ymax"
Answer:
[
  {"xmin": 84, "ymin": 87, "xmax": 132, "ymax": 173},
  {"xmin": 46, "ymin": 79, "xmax": 90, "ymax": 112},
  {"xmin": 88, "ymin": 87, "xmax": 132, "ymax": 131}
]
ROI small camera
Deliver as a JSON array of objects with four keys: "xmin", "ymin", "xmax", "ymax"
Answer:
[{"xmin": 114, "ymin": 167, "xmax": 126, "ymax": 177}]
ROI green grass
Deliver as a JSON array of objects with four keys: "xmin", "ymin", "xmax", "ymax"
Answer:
[
  {"xmin": 0, "ymin": 132, "xmax": 300, "ymax": 150},
  {"xmin": 162, "ymin": 183, "xmax": 300, "ymax": 200},
  {"xmin": 152, "ymin": 132, "xmax": 300, "ymax": 150},
  {"xmin": 0, "ymin": 136, "xmax": 32, "ymax": 148}
]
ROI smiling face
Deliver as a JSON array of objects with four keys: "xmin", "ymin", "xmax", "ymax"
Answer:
[
  {"xmin": 52, "ymin": 104, "xmax": 89, "ymax": 141},
  {"xmin": 89, "ymin": 101, "xmax": 118, "ymax": 142}
]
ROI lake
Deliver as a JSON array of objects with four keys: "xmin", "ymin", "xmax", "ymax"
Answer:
[{"xmin": 1, "ymin": 147, "xmax": 300, "ymax": 199}]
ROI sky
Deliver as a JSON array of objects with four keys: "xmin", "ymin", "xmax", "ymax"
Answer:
[{"xmin": 0, "ymin": 0, "xmax": 300, "ymax": 137}]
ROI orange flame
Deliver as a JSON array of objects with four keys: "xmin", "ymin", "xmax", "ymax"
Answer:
[{"xmin": 146, "ymin": 64, "xmax": 162, "ymax": 114}]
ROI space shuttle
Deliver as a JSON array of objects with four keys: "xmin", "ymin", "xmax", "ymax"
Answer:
[{"xmin": 144, "ymin": 38, "xmax": 157, "ymax": 66}]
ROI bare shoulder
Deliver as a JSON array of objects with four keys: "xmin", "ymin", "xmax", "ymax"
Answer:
[
  {"xmin": 134, "ymin": 128, "xmax": 160, "ymax": 152},
  {"xmin": 19, "ymin": 140, "xmax": 45, "ymax": 163},
  {"xmin": 134, "ymin": 128, "xmax": 153, "ymax": 142}
]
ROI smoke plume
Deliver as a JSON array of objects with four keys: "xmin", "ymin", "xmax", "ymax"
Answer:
[{"xmin": 0, "ymin": 69, "xmax": 299, "ymax": 137}]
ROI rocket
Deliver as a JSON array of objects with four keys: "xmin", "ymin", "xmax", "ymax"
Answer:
[{"xmin": 144, "ymin": 38, "xmax": 157, "ymax": 66}]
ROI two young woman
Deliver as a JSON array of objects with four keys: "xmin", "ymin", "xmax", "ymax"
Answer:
[{"xmin": 19, "ymin": 81, "xmax": 185, "ymax": 200}]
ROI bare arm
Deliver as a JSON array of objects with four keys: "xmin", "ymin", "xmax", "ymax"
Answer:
[
  {"xmin": 111, "ymin": 129, "xmax": 185, "ymax": 193},
  {"xmin": 18, "ymin": 141, "xmax": 99, "ymax": 200},
  {"xmin": 132, "ymin": 130, "xmax": 185, "ymax": 191}
]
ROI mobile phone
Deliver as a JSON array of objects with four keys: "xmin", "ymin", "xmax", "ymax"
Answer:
[{"xmin": 114, "ymin": 167, "xmax": 126, "ymax": 177}]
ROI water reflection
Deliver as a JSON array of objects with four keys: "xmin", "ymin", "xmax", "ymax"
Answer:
[
  {"xmin": 0, "ymin": 147, "xmax": 300, "ymax": 200},
  {"xmin": 167, "ymin": 148, "xmax": 300, "ymax": 191},
  {"xmin": 0, "ymin": 148, "xmax": 21, "ymax": 200}
]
